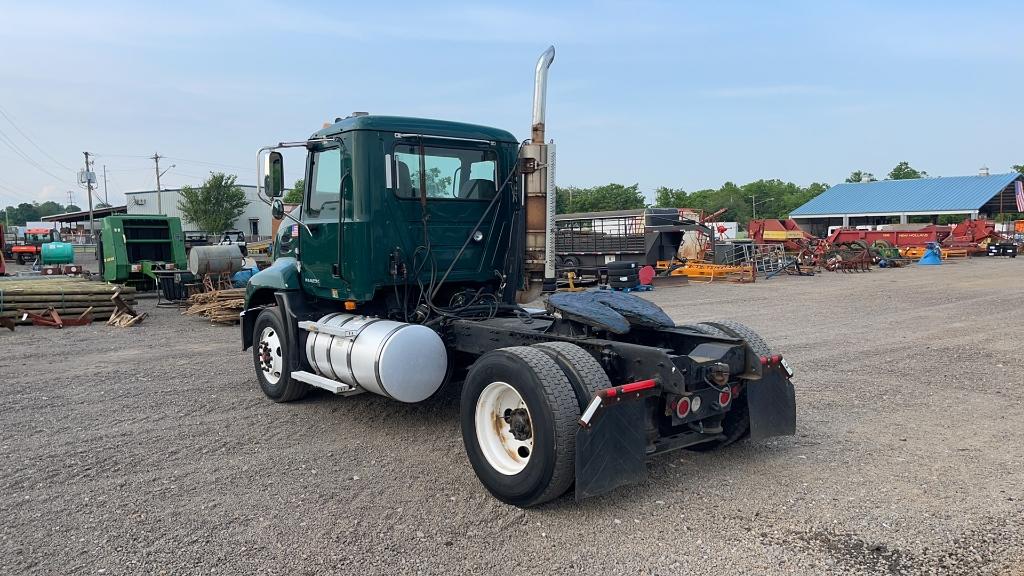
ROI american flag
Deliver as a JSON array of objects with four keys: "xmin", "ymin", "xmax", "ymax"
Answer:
[{"xmin": 1016, "ymin": 180, "xmax": 1024, "ymax": 212}]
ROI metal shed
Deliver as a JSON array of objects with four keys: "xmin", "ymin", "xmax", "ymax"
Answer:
[{"xmin": 790, "ymin": 171, "xmax": 1022, "ymax": 236}]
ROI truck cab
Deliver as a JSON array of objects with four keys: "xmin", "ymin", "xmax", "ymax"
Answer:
[{"xmin": 244, "ymin": 115, "xmax": 521, "ymax": 314}]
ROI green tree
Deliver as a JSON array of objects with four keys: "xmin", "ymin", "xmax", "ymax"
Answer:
[
  {"xmin": 36, "ymin": 201, "xmax": 65, "ymax": 216},
  {"xmin": 1012, "ymin": 164, "xmax": 1024, "ymax": 175},
  {"xmin": 555, "ymin": 183, "xmax": 646, "ymax": 214},
  {"xmin": 845, "ymin": 170, "xmax": 875, "ymax": 183},
  {"xmin": 177, "ymin": 172, "xmax": 249, "ymax": 233},
  {"xmin": 0, "ymin": 201, "xmax": 83, "ymax": 225},
  {"xmin": 410, "ymin": 167, "xmax": 454, "ymax": 197},
  {"xmin": 653, "ymin": 186, "xmax": 687, "ymax": 208},
  {"xmin": 887, "ymin": 161, "xmax": 927, "ymax": 180},
  {"xmin": 283, "ymin": 178, "xmax": 304, "ymax": 204}
]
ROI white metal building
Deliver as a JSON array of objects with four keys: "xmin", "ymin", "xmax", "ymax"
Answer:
[{"xmin": 124, "ymin": 185, "xmax": 273, "ymax": 238}]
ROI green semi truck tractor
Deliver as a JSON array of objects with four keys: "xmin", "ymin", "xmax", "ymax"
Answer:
[{"xmin": 241, "ymin": 47, "xmax": 797, "ymax": 506}]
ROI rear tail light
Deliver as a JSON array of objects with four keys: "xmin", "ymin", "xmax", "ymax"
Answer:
[
  {"xmin": 675, "ymin": 397, "xmax": 691, "ymax": 418},
  {"xmin": 690, "ymin": 396, "xmax": 702, "ymax": 414},
  {"xmin": 718, "ymin": 389, "xmax": 731, "ymax": 406}
]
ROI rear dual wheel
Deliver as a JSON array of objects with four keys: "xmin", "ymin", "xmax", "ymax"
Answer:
[{"xmin": 461, "ymin": 343, "xmax": 608, "ymax": 507}]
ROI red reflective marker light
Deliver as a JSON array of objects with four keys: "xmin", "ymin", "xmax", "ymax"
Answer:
[
  {"xmin": 719, "ymin": 389, "xmax": 731, "ymax": 406},
  {"xmin": 771, "ymin": 354, "xmax": 782, "ymax": 365},
  {"xmin": 676, "ymin": 397, "xmax": 691, "ymax": 418},
  {"xmin": 760, "ymin": 356, "xmax": 769, "ymax": 366}
]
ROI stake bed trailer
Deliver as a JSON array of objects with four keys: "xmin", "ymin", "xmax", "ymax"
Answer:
[{"xmin": 240, "ymin": 47, "xmax": 796, "ymax": 506}]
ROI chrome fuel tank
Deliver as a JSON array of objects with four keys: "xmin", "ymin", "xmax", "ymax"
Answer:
[{"xmin": 304, "ymin": 313, "xmax": 447, "ymax": 403}]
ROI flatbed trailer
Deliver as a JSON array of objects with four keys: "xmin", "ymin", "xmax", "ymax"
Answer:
[{"xmin": 554, "ymin": 208, "xmax": 717, "ymax": 274}]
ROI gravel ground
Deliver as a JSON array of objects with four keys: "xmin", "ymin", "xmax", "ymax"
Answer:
[{"xmin": 1, "ymin": 257, "xmax": 1022, "ymax": 575}]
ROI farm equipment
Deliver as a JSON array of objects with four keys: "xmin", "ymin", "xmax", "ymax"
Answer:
[
  {"xmin": 827, "ymin": 218, "xmax": 998, "ymax": 254},
  {"xmin": 97, "ymin": 215, "xmax": 187, "ymax": 289},
  {"xmin": 748, "ymin": 219, "xmax": 832, "ymax": 270},
  {"xmin": 0, "ymin": 224, "xmax": 6, "ymax": 275},
  {"xmin": 240, "ymin": 47, "xmax": 796, "ymax": 507},
  {"xmin": 10, "ymin": 227, "xmax": 61, "ymax": 265}
]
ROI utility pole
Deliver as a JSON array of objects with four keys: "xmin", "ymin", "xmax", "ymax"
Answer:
[
  {"xmin": 749, "ymin": 195, "xmax": 774, "ymax": 220},
  {"xmin": 83, "ymin": 152, "xmax": 95, "ymax": 235},
  {"xmin": 152, "ymin": 152, "xmax": 163, "ymax": 213},
  {"xmin": 102, "ymin": 164, "xmax": 109, "ymax": 205}
]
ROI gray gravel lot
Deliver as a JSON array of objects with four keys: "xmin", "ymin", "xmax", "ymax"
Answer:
[{"xmin": 2, "ymin": 257, "xmax": 1022, "ymax": 575}]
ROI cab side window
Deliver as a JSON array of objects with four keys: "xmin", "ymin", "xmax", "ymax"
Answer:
[{"xmin": 308, "ymin": 148, "xmax": 341, "ymax": 219}]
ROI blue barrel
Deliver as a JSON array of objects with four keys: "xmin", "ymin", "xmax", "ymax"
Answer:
[{"xmin": 41, "ymin": 242, "xmax": 75, "ymax": 265}]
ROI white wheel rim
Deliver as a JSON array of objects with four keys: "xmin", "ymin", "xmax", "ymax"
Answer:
[
  {"xmin": 475, "ymin": 381, "xmax": 533, "ymax": 475},
  {"xmin": 257, "ymin": 326, "xmax": 283, "ymax": 385}
]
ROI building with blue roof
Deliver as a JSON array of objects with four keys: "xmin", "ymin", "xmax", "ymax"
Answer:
[{"xmin": 790, "ymin": 170, "xmax": 1023, "ymax": 236}]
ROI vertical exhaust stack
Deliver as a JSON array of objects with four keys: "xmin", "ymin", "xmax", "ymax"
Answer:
[{"xmin": 518, "ymin": 46, "xmax": 556, "ymax": 303}]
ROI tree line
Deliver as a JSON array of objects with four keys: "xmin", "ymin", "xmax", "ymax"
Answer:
[
  {"xmin": 1, "ymin": 201, "xmax": 84, "ymax": 226},
  {"xmin": 556, "ymin": 162, "xmax": 1024, "ymax": 222}
]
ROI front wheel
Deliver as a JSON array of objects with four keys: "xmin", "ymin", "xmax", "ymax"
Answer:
[
  {"xmin": 252, "ymin": 307, "xmax": 308, "ymax": 402},
  {"xmin": 461, "ymin": 347, "xmax": 580, "ymax": 507}
]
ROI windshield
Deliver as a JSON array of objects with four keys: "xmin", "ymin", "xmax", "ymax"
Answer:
[{"xmin": 393, "ymin": 143, "xmax": 497, "ymax": 201}]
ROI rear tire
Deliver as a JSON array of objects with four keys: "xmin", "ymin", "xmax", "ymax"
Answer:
[
  {"xmin": 252, "ymin": 307, "xmax": 309, "ymax": 402},
  {"xmin": 533, "ymin": 341, "xmax": 610, "ymax": 409},
  {"xmin": 461, "ymin": 346, "xmax": 580, "ymax": 507}
]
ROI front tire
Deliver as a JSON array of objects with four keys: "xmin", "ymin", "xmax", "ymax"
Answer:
[
  {"xmin": 461, "ymin": 347, "xmax": 580, "ymax": 507},
  {"xmin": 252, "ymin": 307, "xmax": 308, "ymax": 402}
]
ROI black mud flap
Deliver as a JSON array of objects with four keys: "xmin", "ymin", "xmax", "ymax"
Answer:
[
  {"xmin": 746, "ymin": 368, "xmax": 797, "ymax": 440},
  {"xmin": 574, "ymin": 400, "xmax": 647, "ymax": 500}
]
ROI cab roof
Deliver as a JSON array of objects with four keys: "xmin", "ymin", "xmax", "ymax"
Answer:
[{"xmin": 312, "ymin": 115, "xmax": 519, "ymax": 144}]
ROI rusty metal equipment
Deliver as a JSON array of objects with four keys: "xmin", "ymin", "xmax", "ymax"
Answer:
[{"xmin": 20, "ymin": 306, "xmax": 94, "ymax": 328}]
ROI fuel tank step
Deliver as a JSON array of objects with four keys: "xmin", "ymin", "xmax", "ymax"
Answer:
[{"xmin": 290, "ymin": 370, "xmax": 364, "ymax": 396}]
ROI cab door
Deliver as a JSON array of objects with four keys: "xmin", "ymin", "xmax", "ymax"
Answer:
[{"xmin": 300, "ymin": 144, "xmax": 351, "ymax": 299}]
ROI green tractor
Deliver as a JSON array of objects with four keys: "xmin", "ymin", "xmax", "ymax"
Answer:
[{"xmin": 241, "ymin": 47, "xmax": 796, "ymax": 506}]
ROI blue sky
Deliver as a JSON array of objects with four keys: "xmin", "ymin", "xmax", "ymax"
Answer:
[{"xmin": 1, "ymin": 0, "xmax": 1021, "ymax": 208}]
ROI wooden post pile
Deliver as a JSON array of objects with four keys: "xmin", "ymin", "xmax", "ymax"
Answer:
[
  {"xmin": 0, "ymin": 277, "xmax": 137, "ymax": 325},
  {"xmin": 183, "ymin": 287, "xmax": 245, "ymax": 324}
]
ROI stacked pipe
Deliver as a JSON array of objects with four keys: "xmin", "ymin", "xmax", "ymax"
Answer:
[{"xmin": 0, "ymin": 277, "xmax": 137, "ymax": 325}]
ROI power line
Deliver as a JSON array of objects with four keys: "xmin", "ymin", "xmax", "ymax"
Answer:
[
  {"xmin": 92, "ymin": 152, "xmax": 152, "ymax": 159},
  {"xmin": 163, "ymin": 156, "xmax": 250, "ymax": 171},
  {"xmin": 0, "ymin": 103, "xmax": 77, "ymax": 172},
  {"xmin": 0, "ymin": 126, "xmax": 76, "ymax": 185}
]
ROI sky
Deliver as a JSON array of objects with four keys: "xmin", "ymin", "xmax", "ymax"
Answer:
[{"xmin": 1, "ymin": 0, "xmax": 1021, "ymax": 209}]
